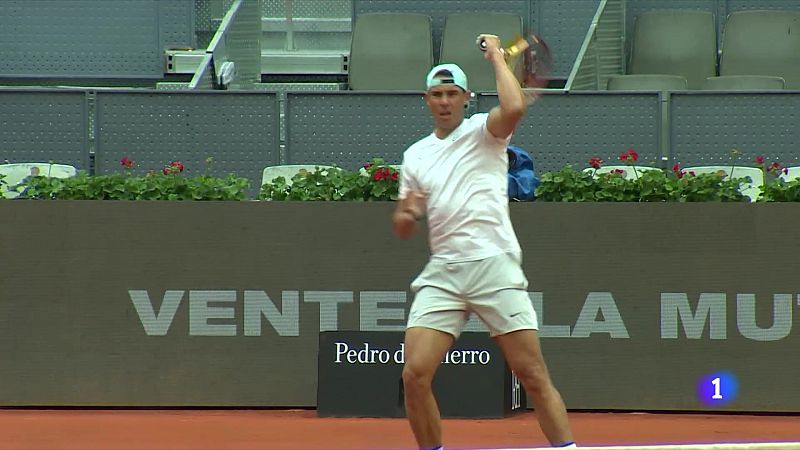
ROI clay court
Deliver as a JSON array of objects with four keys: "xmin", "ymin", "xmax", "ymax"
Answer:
[{"xmin": 1, "ymin": 409, "xmax": 797, "ymax": 450}]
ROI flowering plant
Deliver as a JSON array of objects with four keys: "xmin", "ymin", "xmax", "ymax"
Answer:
[
  {"xmin": 18, "ymin": 157, "xmax": 250, "ymax": 200},
  {"xmin": 260, "ymin": 159, "xmax": 399, "ymax": 201},
  {"xmin": 755, "ymin": 155, "xmax": 800, "ymax": 202},
  {"xmin": 536, "ymin": 149, "xmax": 748, "ymax": 202}
]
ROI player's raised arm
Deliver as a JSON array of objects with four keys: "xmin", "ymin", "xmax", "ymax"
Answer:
[{"xmin": 480, "ymin": 34, "xmax": 528, "ymax": 140}]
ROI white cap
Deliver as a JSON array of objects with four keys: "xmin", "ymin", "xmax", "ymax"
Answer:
[{"xmin": 425, "ymin": 63, "xmax": 468, "ymax": 91}]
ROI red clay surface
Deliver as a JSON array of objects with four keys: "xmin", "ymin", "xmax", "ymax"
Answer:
[{"xmin": 0, "ymin": 409, "xmax": 797, "ymax": 450}]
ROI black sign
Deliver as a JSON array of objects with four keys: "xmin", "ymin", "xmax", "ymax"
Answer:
[{"xmin": 317, "ymin": 331, "xmax": 526, "ymax": 418}]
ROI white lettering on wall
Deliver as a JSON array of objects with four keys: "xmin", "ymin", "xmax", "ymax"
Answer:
[
  {"xmin": 189, "ymin": 290, "xmax": 236, "ymax": 336},
  {"xmin": 571, "ymin": 292, "xmax": 630, "ymax": 338},
  {"xmin": 128, "ymin": 289, "xmax": 795, "ymax": 341},
  {"xmin": 359, "ymin": 291, "xmax": 406, "ymax": 332},
  {"xmin": 661, "ymin": 293, "xmax": 726, "ymax": 339},
  {"xmin": 243, "ymin": 290, "xmax": 299, "ymax": 337},
  {"xmin": 129, "ymin": 290, "xmax": 184, "ymax": 336},
  {"xmin": 304, "ymin": 291, "xmax": 353, "ymax": 332}
]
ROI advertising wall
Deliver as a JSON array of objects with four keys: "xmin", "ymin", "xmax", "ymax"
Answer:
[{"xmin": 0, "ymin": 202, "xmax": 797, "ymax": 412}]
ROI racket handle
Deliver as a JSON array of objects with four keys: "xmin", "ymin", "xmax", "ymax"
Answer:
[{"xmin": 477, "ymin": 38, "xmax": 506, "ymax": 55}]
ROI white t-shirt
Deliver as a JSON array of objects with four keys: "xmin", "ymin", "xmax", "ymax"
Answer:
[{"xmin": 399, "ymin": 113, "xmax": 522, "ymax": 262}]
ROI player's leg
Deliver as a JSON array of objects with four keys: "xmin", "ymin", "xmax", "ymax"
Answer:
[
  {"xmin": 494, "ymin": 327, "xmax": 574, "ymax": 446},
  {"xmin": 466, "ymin": 253, "xmax": 573, "ymax": 446},
  {"xmin": 403, "ymin": 325, "xmax": 454, "ymax": 449},
  {"xmin": 404, "ymin": 285, "xmax": 468, "ymax": 450}
]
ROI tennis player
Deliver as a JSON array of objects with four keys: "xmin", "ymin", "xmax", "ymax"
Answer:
[{"xmin": 392, "ymin": 34, "xmax": 575, "ymax": 450}]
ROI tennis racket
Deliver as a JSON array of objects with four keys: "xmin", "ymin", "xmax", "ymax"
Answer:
[{"xmin": 478, "ymin": 33, "xmax": 554, "ymax": 98}]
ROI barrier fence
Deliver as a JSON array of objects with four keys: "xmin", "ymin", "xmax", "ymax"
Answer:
[
  {"xmin": 0, "ymin": 201, "xmax": 798, "ymax": 411},
  {"xmin": 3, "ymin": 89, "xmax": 798, "ymax": 184}
]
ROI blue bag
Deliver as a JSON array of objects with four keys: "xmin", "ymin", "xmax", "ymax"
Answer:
[{"xmin": 507, "ymin": 145, "xmax": 540, "ymax": 201}]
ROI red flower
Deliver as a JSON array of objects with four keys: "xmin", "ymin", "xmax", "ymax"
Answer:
[
  {"xmin": 619, "ymin": 149, "xmax": 639, "ymax": 164},
  {"xmin": 588, "ymin": 157, "xmax": 603, "ymax": 169},
  {"xmin": 120, "ymin": 157, "xmax": 134, "ymax": 168},
  {"xmin": 768, "ymin": 162, "xmax": 784, "ymax": 173},
  {"xmin": 364, "ymin": 163, "xmax": 374, "ymax": 170},
  {"xmin": 370, "ymin": 167, "xmax": 395, "ymax": 182},
  {"xmin": 672, "ymin": 164, "xmax": 685, "ymax": 179},
  {"xmin": 611, "ymin": 169, "xmax": 626, "ymax": 175},
  {"xmin": 170, "ymin": 161, "xmax": 185, "ymax": 172},
  {"xmin": 688, "ymin": 171, "xmax": 696, "ymax": 177},
  {"xmin": 162, "ymin": 167, "xmax": 171, "ymax": 175},
  {"xmin": 755, "ymin": 156, "xmax": 765, "ymax": 165}
]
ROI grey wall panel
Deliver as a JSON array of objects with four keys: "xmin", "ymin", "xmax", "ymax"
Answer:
[
  {"xmin": 285, "ymin": 92, "xmax": 432, "ymax": 169},
  {"xmin": 726, "ymin": 0, "xmax": 800, "ymax": 13},
  {"xmin": 2, "ymin": 201, "xmax": 800, "ymax": 411},
  {"xmin": 160, "ymin": 0, "xmax": 197, "ymax": 51},
  {"xmin": 0, "ymin": 90, "xmax": 88, "ymax": 170},
  {"xmin": 534, "ymin": 0, "xmax": 602, "ymax": 78},
  {"xmin": 270, "ymin": 0, "xmax": 353, "ymax": 18},
  {"xmin": 670, "ymin": 93, "xmax": 800, "ymax": 167},
  {"xmin": 0, "ymin": 0, "xmax": 194, "ymax": 78},
  {"xmin": 479, "ymin": 92, "xmax": 661, "ymax": 173},
  {"xmin": 354, "ymin": 0, "xmax": 530, "ymax": 62},
  {"xmin": 195, "ymin": 0, "xmax": 225, "ymax": 49},
  {"xmin": 95, "ymin": 92, "xmax": 279, "ymax": 195}
]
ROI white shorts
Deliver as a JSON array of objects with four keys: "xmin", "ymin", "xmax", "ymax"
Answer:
[{"xmin": 407, "ymin": 252, "xmax": 538, "ymax": 338}]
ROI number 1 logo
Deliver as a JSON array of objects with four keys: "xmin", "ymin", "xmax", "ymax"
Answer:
[{"xmin": 698, "ymin": 372, "xmax": 738, "ymax": 407}]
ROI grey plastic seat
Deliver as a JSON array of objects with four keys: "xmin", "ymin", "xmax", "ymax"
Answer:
[
  {"xmin": 702, "ymin": 75, "xmax": 785, "ymax": 90},
  {"xmin": 781, "ymin": 167, "xmax": 800, "ymax": 182},
  {"xmin": 440, "ymin": 12, "xmax": 524, "ymax": 92},
  {"xmin": 627, "ymin": 10, "xmax": 717, "ymax": 90},
  {"xmin": 349, "ymin": 13, "xmax": 433, "ymax": 90},
  {"xmin": 262, "ymin": 165, "xmax": 339, "ymax": 187},
  {"xmin": 0, "ymin": 163, "xmax": 78, "ymax": 199},
  {"xmin": 719, "ymin": 10, "xmax": 800, "ymax": 89},
  {"xmin": 684, "ymin": 165, "xmax": 764, "ymax": 202},
  {"xmin": 607, "ymin": 74, "xmax": 688, "ymax": 91}
]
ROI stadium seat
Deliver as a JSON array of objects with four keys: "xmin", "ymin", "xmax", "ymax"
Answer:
[
  {"xmin": 584, "ymin": 165, "xmax": 662, "ymax": 179},
  {"xmin": 626, "ymin": 10, "xmax": 717, "ymax": 90},
  {"xmin": 440, "ymin": 12, "xmax": 524, "ymax": 92},
  {"xmin": 606, "ymin": 74, "xmax": 688, "ymax": 91},
  {"xmin": 718, "ymin": 10, "xmax": 800, "ymax": 89},
  {"xmin": 683, "ymin": 165, "xmax": 764, "ymax": 201},
  {"xmin": 702, "ymin": 75, "xmax": 785, "ymax": 91},
  {"xmin": 780, "ymin": 167, "xmax": 800, "ymax": 182},
  {"xmin": 348, "ymin": 13, "xmax": 433, "ymax": 90},
  {"xmin": 261, "ymin": 164, "xmax": 339, "ymax": 187},
  {"xmin": 0, "ymin": 163, "xmax": 77, "ymax": 199}
]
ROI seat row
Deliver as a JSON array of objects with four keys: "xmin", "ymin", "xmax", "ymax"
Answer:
[
  {"xmin": 608, "ymin": 10, "xmax": 800, "ymax": 91},
  {"xmin": 349, "ymin": 12, "xmax": 525, "ymax": 92}
]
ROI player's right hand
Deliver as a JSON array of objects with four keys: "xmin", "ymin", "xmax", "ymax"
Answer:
[
  {"xmin": 477, "ymin": 34, "xmax": 504, "ymax": 61},
  {"xmin": 404, "ymin": 191, "xmax": 426, "ymax": 221}
]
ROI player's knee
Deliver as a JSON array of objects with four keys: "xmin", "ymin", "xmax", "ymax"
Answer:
[
  {"xmin": 514, "ymin": 364, "xmax": 552, "ymax": 397},
  {"xmin": 402, "ymin": 364, "xmax": 434, "ymax": 393}
]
